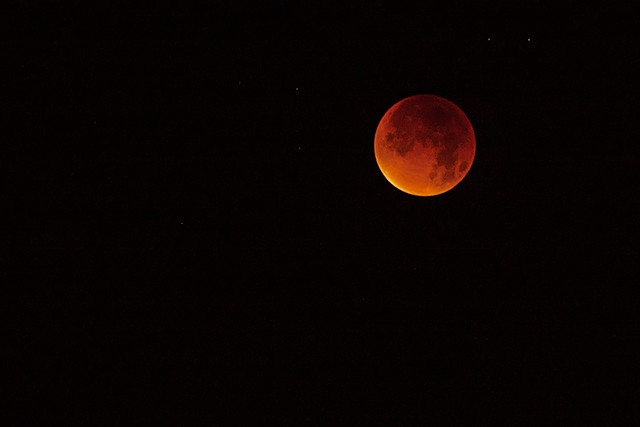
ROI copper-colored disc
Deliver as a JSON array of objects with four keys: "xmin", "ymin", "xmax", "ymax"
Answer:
[{"xmin": 374, "ymin": 94, "xmax": 476, "ymax": 196}]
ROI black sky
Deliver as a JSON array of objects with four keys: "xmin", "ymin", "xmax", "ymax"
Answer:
[{"xmin": 5, "ymin": 1, "xmax": 639, "ymax": 423}]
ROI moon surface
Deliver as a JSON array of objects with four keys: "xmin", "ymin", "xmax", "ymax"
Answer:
[{"xmin": 374, "ymin": 94, "xmax": 476, "ymax": 196}]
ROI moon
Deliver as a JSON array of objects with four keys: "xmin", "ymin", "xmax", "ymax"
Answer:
[{"xmin": 374, "ymin": 94, "xmax": 476, "ymax": 196}]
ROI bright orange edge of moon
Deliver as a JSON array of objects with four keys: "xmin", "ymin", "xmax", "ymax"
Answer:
[{"xmin": 374, "ymin": 94, "xmax": 476, "ymax": 196}]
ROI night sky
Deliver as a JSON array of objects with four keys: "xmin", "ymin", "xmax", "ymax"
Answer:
[{"xmin": 6, "ymin": 1, "xmax": 639, "ymax": 423}]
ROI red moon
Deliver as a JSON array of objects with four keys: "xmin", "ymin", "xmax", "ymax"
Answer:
[{"xmin": 374, "ymin": 94, "xmax": 476, "ymax": 196}]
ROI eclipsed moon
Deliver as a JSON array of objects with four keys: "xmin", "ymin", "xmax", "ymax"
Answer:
[{"xmin": 374, "ymin": 94, "xmax": 476, "ymax": 196}]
